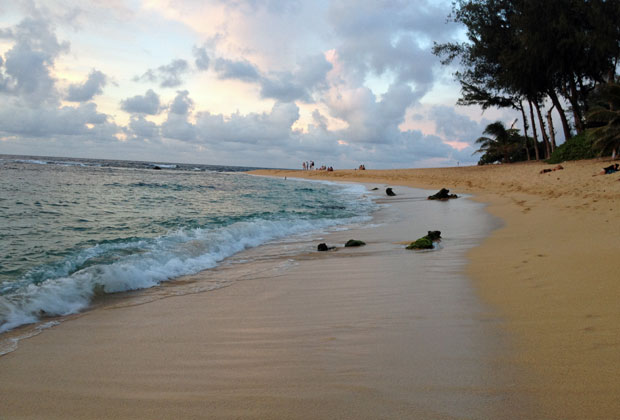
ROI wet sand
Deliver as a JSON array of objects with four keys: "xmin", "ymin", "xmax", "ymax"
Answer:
[
  {"xmin": 253, "ymin": 159, "xmax": 620, "ymax": 419},
  {"xmin": 0, "ymin": 185, "xmax": 534, "ymax": 419}
]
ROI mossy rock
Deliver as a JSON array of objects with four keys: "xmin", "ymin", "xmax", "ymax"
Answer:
[
  {"xmin": 344, "ymin": 239, "xmax": 366, "ymax": 247},
  {"xmin": 406, "ymin": 237, "xmax": 433, "ymax": 250}
]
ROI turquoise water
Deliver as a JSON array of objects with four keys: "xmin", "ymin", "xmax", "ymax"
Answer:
[{"xmin": 0, "ymin": 155, "xmax": 376, "ymax": 333}]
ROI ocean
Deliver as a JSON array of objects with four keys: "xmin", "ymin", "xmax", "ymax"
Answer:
[{"xmin": 0, "ymin": 155, "xmax": 377, "ymax": 335}]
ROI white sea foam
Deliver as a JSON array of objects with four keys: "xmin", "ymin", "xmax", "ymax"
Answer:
[
  {"xmin": 0, "ymin": 214, "xmax": 371, "ymax": 333},
  {"xmin": 15, "ymin": 159, "xmax": 48, "ymax": 165}
]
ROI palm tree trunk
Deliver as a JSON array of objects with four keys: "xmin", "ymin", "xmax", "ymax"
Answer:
[
  {"xmin": 546, "ymin": 105, "xmax": 557, "ymax": 151},
  {"xmin": 534, "ymin": 101, "xmax": 551, "ymax": 159},
  {"xmin": 519, "ymin": 101, "xmax": 531, "ymax": 161},
  {"xmin": 528, "ymin": 99, "xmax": 541, "ymax": 160},
  {"xmin": 568, "ymin": 77, "xmax": 585, "ymax": 134},
  {"xmin": 548, "ymin": 89, "xmax": 572, "ymax": 140}
]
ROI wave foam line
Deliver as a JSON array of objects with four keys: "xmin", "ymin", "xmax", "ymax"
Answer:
[{"xmin": 0, "ymin": 214, "xmax": 370, "ymax": 333}]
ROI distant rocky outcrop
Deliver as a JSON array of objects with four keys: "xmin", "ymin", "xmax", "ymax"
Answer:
[
  {"xmin": 427, "ymin": 188, "xmax": 457, "ymax": 200},
  {"xmin": 344, "ymin": 239, "xmax": 366, "ymax": 247},
  {"xmin": 386, "ymin": 187, "xmax": 396, "ymax": 196},
  {"xmin": 406, "ymin": 230, "xmax": 442, "ymax": 250},
  {"xmin": 153, "ymin": 165, "xmax": 162, "ymax": 170}
]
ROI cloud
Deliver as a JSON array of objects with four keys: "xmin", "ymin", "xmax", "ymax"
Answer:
[
  {"xmin": 66, "ymin": 69, "xmax": 107, "ymax": 102},
  {"xmin": 134, "ymin": 59, "xmax": 189, "ymax": 88},
  {"xmin": 213, "ymin": 57, "xmax": 261, "ymax": 81},
  {"xmin": 169, "ymin": 90, "xmax": 193, "ymax": 115},
  {"xmin": 192, "ymin": 45, "xmax": 210, "ymax": 70},
  {"xmin": 0, "ymin": 100, "xmax": 116, "ymax": 139},
  {"xmin": 161, "ymin": 114, "xmax": 196, "ymax": 142},
  {"xmin": 120, "ymin": 89, "xmax": 162, "ymax": 115},
  {"xmin": 259, "ymin": 53, "xmax": 332, "ymax": 102},
  {"xmin": 0, "ymin": 17, "xmax": 70, "ymax": 105},
  {"xmin": 430, "ymin": 105, "xmax": 491, "ymax": 146},
  {"xmin": 127, "ymin": 115, "xmax": 161, "ymax": 142},
  {"xmin": 0, "ymin": 0, "xmax": 517, "ymax": 169},
  {"xmin": 193, "ymin": 101, "xmax": 299, "ymax": 145}
]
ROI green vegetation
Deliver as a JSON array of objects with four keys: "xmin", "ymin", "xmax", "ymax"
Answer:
[
  {"xmin": 586, "ymin": 82, "xmax": 620, "ymax": 157},
  {"xmin": 547, "ymin": 132, "xmax": 597, "ymax": 164},
  {"xmin": 433, "ymin": 0, "xmax": 620, "ymax": 164}
]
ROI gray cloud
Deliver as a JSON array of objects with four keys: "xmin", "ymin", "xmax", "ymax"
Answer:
[
  {"xmin": 127, "ymin": 115, "xmax": 161, "ymax": 142},
  {"xmin": 66, "ymin": 69, "xmax": 107, "ymax": 102},
  {"xmin": 162, "ymin": 114, "xmax": 196, "ymax": 142},
  {"xmin": 326, "ymin": 0, "xmax": 455, "ymax": 100},
  {"xmin": 192, "ymin": 46, "xmax": 210, "ymax": 71},
  {"xmin": 0, "ymin": 100, "xmax": 114, "ymax": 138},
  {"xmin": 134, "ymin": 59, "xmax": 189, "ymax": 88},
  {"xmin": 213, "ymin": 57, "xmax": 261, "ymax": 82},
  {"xmin": 430, "ymin": 105, "xmax": 491, "ymax": 147},
  {"xmin": 169, "ymin": 90, "xmax": 193, "ymax": 115},
  {"xmin": 193, "ymin": 101, "xmax": 299, "ymax": 145},
  {"xmin": 259, "ymin": 53, "xmax": 332, "ymax": 102},
  {"xmin": 0, "ymin": 15, "xmax": 121, "ymax": 148},
  {"xmin": 0, "ymin": 17, "xmax": 69, "ymax": 105},
  {"xmin": 120, "ymin": 89, "xmax": 162, "ymax": 115}
]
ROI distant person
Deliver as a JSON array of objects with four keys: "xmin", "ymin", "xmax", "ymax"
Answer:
[{"xmin": 594, "ymin": 163, "xmax": 619, "ymax": 176}]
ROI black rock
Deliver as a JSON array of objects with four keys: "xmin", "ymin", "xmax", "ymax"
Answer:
[
  {"xmin": 426, "ymin": 231, "xmax": 441, "ymax": 241},
  {"xmin": 371, "ymin": 187, "xmax": 379, "ymax": 191},
  {"xmin": 428, "ymin": 188, "xmax": 457, "ymax": 200},
  {"xmin": 317, "ymin": 243, "xmax": 329, "ymax": 251},
  {"xmin": 386, "ymin": 187, "xmax": 396, "ymax": 196},
  {"xmin": 153, "ymin": 165, "xmax": 162, "ymax": 170},
  {"xmin": 344, "ymin": 239, "xmax": 366, "ymax": 247}
]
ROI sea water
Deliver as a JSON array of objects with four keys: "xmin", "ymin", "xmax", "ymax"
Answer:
[{"xmin": 0, "ymin": 155, "xmax": 376, "ymax": 333}]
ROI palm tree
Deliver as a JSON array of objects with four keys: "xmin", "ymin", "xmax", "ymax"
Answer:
[
  {"xmin": 586, "ymin": 82, "xmax": 620, "ymax": 157},
  {"xmin": 474, "ymin": 121, "xmax": 522, "ymax": 163}
]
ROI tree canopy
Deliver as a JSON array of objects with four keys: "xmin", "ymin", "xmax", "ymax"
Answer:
[{"xmin": 433, "ymin": 0, "xmax": 620, "ymax": 162}]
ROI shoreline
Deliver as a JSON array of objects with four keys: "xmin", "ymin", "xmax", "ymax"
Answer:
[
  {"xmin": 0, "ymin": 184, "xmax": 536, "ymax": 419},
  {"xmin": 1, "ymin": 160, "xmax": 618, "ymax": 418},
  {"xmin": 252, "ymin": 159, "xmax": 620, "ymax": 419}
]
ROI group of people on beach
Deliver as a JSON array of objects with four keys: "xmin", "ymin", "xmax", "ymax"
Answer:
[{"xmin": 302, "ymin": 161, "xmax": 333, "ymax": 171}]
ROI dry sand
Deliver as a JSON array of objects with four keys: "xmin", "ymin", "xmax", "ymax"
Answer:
[
  {"xmin": 1, "ymin": 159, "xmax": 618, "ymax": 419},
  {"xmin": 253, "ymin": 158, "xmax": 620, "ymax": 419}
]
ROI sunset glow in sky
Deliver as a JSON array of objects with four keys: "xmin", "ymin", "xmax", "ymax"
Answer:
[{"xmin": 0, "ymin": 0, "xmax": 519, "ymax": 168}]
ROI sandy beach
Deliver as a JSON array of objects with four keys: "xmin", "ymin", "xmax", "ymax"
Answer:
[
  {"xmin": 1, "ymin": 159, "xmax": 619, "ymax": 419},
  {"xmin": 254, "ymin": 159, "xmax": 620, "ymax": 418}
]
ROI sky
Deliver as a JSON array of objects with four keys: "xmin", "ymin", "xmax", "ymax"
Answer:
[{"xmin": 0, "ymin": 0, "xmax": 523, "ymax": 169}]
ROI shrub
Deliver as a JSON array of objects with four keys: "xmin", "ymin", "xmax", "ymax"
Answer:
[{"xmin": 547, "ymin": 131, "xmax": 598, "ymax": 163}]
